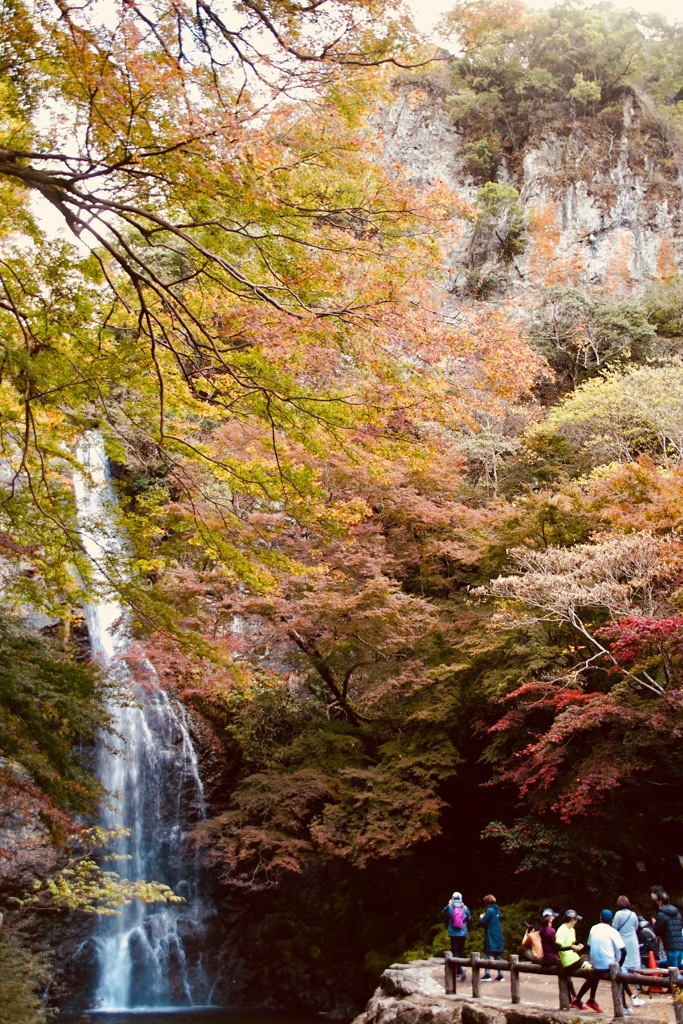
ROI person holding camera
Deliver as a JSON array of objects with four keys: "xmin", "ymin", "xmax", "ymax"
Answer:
[
  {"xmin": 480, "ymin": 895, "xmax": 505, "ymax": 981},
  {"xmin": 522, "ymin": 920, "xmax": 543, "ymax": 962}
]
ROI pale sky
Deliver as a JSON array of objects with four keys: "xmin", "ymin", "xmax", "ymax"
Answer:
[{"xmin": 408, "ymin": 0, "xmax": 683, "ymax": 34}]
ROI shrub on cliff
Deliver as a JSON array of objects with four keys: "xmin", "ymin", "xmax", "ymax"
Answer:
[
  {"xmin": 0, "ymin": 613, "xmax": 108, "ymax": 839},
  {"xmin": 440, "ymin": 0, "xmax": 679, "ymax": 176}
]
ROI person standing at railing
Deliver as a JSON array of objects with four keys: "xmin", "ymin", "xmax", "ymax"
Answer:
[
  {"xmin": 442, "ymin": 891, "xmax": 472, "ymax": 982},
  {"xmin": 613, "ymin": 896, "xmax": 646, "ymax": 1009},
  {"xmin": 653, "ymin": 892, "xmax": 683, "ymax": 969},
  {"xmin": 479, "ymin": 895, "xmax": 505, "ymax": 982}
]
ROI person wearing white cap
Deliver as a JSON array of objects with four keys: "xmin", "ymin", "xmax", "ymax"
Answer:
[
  {"xmin": 442, "ymin": 891, "xmax": 472, "ymax": 981},
  {"xmin": 555, "ymin": 909, "xmax": 585, "ymax": 1007},
  {"xmin": 538, "ymin": 909, "xmax": 560, "ymax": 967}
]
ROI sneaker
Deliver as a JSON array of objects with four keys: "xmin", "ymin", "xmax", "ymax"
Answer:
[
  {"xmin": 495, "ymin": 976, "xmax": 505, "ymax": 982},
  {"xmin": 571, "ymin": 998, "xmax": 588, "ymax": 1010},
  {"xmin": 623, "ymin": 1009, "xmax": 633, "ymax": 1016},
  {"xmin": 631, "ymin": 997, "xmax": 645, "ymax": 1007},
  {"xmin": 482, "ymin": 976, "xmax": 493, "ymax": 982},
  {"xmin": 586, "ymin": 1000, "xmax": 603, "ymax": 1013}
]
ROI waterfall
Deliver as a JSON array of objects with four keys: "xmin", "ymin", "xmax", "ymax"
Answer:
[{"xmin": 74, "ymin": 432, "xmax": 213, "ymax": 1010}]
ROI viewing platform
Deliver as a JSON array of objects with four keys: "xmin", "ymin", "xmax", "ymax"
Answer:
[{"xmin": 352, "ymin": 956, "xmax": 680, "ymax": 1024}]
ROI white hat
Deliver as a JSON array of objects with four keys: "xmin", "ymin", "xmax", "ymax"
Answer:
[{"xmin": 452, "ymin": 891, "xmax": 462, "ymax": 900}]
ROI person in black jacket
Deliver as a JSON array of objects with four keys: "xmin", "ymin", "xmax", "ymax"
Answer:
[{"xmin": 653, "ymin": 892, "xmax": 683, "ymax": 968}]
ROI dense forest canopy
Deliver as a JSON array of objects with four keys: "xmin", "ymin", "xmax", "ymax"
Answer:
[{"xmin": 3, "ymin": 0, "xmax": 683, "ymax": 1015}]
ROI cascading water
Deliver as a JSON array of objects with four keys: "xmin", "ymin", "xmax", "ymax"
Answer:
[{"xmin": 74, "ymin": 432, "xmax": 213, "ymax": 1010}]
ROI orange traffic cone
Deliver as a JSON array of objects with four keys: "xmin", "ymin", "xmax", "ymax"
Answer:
[{"xmin": 648, "ymin": 950, "xmax": 664, "ymax": 993}]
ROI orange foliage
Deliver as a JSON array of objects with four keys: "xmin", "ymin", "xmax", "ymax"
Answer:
[
  {"xmin": 448, "ymin": 304, "xmax": 552, "ymax": 417},
  {"xmin": 580, "ymin": 458, "xmax": 683, "ymax": 535},
  {"xmin": 440, "ymin": 0, "xmax": 530, "ymax": 47}
]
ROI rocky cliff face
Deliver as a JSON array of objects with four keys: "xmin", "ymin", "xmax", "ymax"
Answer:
[{"xmin": 380, "ymin": 80, "xmax": 683, "ymax": 300}]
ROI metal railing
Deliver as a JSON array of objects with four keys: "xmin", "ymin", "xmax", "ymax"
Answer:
[{"xmin": 444, "ymin": 952, "xmax": 683, "ymax": 1020}]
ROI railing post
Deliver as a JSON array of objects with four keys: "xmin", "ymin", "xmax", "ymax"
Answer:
[
  {"xmin": 558, "ymin": 969, "xmax": 570, "ymax": 1010},
  {"xmin": 472, "ymin": 952, "xmax": 481, "ymax": 998},
  {"xmin": 610, "ymin": 964, "xmax": 625, "ymax": 1018},
  {"xmin": 445, "ymin": 954, "xmax": 455, "ymax": 994},
  {"xmin": 668, "ymin": 967, "xmax": 683, "ymax": 1024},
  {"xmin": 510, "ymin": 954, "xmax": 520, "ymax": 1004}
]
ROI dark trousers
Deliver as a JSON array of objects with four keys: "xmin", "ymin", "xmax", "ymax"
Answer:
[
  {"xmin": 577, "ymin": 968, "xmax": 610, "ymax": 1004},
  {"xmin": 450, "ymin": 935, "xmax": 466, "ymax": 977},
  {"xmin": 484, "ymin": 951, "xmax": 504, "ymax": 979},
  {"xmin": 558, "ymin": 962, "xmax": 577, "ymax": 999}
]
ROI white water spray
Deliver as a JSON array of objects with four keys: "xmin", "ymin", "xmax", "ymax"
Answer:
[{"xmin": 74, "ymin": 433, "xmax": 212, "ymax": 1010}]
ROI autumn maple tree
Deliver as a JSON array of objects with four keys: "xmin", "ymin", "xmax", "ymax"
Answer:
[
  {"xmin": 6, "ymin": 0, "xmax": 683, "ymax": 1010},
  {"xmin": 0, "ymin": 0, "xmax": 461, "ymax": 917},
  {"xmin": 0, "ymin": 0, "xmax": 452, "ymax": 610},
  {"xmin": 466, "ymin": 465, "xmax": 683, "ymax": 886},
  {"xmin": 0, "ymin": 0, "xmax": 551, "ymax": 909}
]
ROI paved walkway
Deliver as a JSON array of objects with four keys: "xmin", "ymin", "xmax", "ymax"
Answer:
[{"xmin": 440, "ymin": 964, "xmax": 676, "ymax": 1021}]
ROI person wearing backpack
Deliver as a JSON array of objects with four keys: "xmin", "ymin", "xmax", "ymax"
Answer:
[{"xmin": 442, "ymin": 891, "xmax": 472, "ymax": 980}]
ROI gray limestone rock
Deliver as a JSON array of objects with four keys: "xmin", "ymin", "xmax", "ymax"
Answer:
[{"xmin": 379, "ymin": 83, "xmax": 683, "ymax": 299}]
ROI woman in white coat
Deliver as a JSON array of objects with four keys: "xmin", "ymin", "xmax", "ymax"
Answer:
[{"xmin": 614, "ymin": 896, "xmax": 645, "ymax": 1009}]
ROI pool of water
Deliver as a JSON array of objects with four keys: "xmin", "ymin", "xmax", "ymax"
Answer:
[{"xmin": 61, "ymin": 1009, "xmax": 330, "ymax": 1024}]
